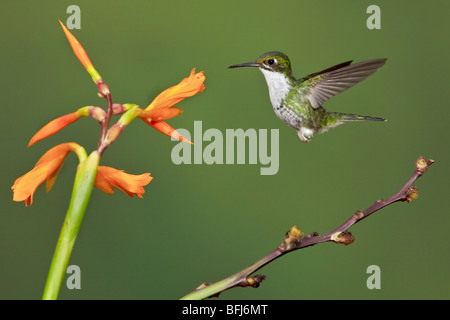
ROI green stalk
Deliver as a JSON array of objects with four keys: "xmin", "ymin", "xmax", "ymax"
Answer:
[{"xmin": 42, "ymin": 151, "xmax": 100, "ymax": 300}]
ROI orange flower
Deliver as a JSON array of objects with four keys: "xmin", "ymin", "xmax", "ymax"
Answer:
[
  {"xmin": 141, "ymin": 68, "xmax": 205, "ymax": 121},
  {"xmin": 138, "ymin": 68, "xmax": 205, "ymax": 143},
  {"xmin": 95, "ymin": 166, "xmax": 153, "ymax": 198},
  {"xmin": 12, "ymin": 143, "xmax": 83, "ymax": 206},
  {"xmin": 140, "ymin": 119, "xmax": 193, "ymax": 144},
  {"xmin": 58, "ymin": 20, "xmax": 102, "ymax": 83},
  {"xmin": 28, "ymin": 111, "xmax": 83, "ymax": 147}
]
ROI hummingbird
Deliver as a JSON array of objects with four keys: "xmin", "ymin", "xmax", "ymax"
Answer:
[{"xmin": 228, "ymin": 51, "xmax": 387, "ymax": 142}]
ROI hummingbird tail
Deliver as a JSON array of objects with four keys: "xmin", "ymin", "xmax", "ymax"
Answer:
[{"xmin": 339, "ymin": 113, "xmax": 386, "ymax": 122}]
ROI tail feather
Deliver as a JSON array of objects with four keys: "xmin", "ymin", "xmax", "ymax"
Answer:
[
  {"xmin": 320, "ymin": 112, "xmax": 386, "ymax": 133},
  {"xmin": 340, "ymin": 113, "xmax": 386, "ymax": 122}
]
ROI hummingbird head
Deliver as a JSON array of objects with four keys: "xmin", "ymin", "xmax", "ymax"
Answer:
[
  {"xmin": 228, "ymin": 51, "xmax": 293, "ymax": 75},
  {"xmin": 228, "ymin": 52, "xmax": 296, "ymax": 109}
]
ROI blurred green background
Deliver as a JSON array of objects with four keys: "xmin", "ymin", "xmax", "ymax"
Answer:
[{"xmin": 1, "ymin": 0, "xmax": 449, "ymax": 300}]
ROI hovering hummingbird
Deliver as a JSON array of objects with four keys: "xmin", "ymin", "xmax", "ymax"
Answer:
[{"xmin": 228, "ymin": 51, "xmax": 387, "ymax": 142}]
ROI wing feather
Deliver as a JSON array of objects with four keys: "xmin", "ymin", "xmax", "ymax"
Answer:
[{"xmin": 301, "ymin": 59, "xmax": 387, "ymax": 109}]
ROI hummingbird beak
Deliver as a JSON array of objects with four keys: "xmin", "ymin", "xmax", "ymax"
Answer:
[{"xmin": 227, "ymin": 62, "xmax": 260, "ymax": 69}]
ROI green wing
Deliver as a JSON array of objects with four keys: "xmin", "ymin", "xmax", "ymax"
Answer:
[{"xmin": 300, "ymin": 59, "xmax": 387, "ymax": 109}]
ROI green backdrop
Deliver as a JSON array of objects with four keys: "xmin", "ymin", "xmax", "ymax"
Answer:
[{"xmin": 1, "ymin": 0, "xmax": 449, "ymax": 299}]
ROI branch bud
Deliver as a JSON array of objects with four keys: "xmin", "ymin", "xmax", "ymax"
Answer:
[
  {"xmin": 245, "ymin": 275, "xmax": 266, "ymax": 288},
  {"xmin": 281, "ymin": 225, "xmax": 304, "ymax": 251},
  {"xmin": 416, "ymin": 157, "xmax": 428, "ymax": 174},
  {"xmin": 404, "ymin": 186, "xmax": 419, "ymax": 203},
  {"xmin": 195, "ymin": 283, "xmax": 210, "ymax": 290},
  {"xmin": 331, "ymin": 231, "xmax": 355, "ymax": 245},
  {"xmin": 287, "ymin": 225, "xmax": 302, "ymax": 239}
]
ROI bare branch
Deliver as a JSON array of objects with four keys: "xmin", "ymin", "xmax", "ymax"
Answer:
[{"xmin": 180, "ymin": 156, "xmax": 434, "ymax": 300}]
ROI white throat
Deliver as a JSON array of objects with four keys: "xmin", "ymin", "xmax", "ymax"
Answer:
[{"xmin": 259, "ymin": 68, "xmax": 291, "ymax": 108}]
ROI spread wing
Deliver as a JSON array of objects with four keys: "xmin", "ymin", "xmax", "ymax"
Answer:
[{"xmin": 300, "ymin": 58, "xmax": 387, "ymax": 109}]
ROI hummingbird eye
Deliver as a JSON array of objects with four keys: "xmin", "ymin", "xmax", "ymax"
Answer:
[{"xmin": 267, "ymin": 59, "xmax": 275, "ymax": 66}]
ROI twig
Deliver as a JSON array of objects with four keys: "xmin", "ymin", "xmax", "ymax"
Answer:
[{"xmin": 180, "ymin": 156, "xmax": 434, "ymax": 300}]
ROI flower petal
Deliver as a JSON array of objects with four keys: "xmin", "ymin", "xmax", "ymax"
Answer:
[
  {"xmin": 141, "ymin": 119, "xmax": 193, "ymax": 144},
  {"xmin": 139, "ymin": 107, "xmax": 183, "ymax": 122},
  {"xmin": 46, "ymin": 165, "xmax": 62, "ymax": 193},
  {"xmin": 12, "ymin": 143, "xmax": 81, "ymax": 206},
  {"xmin": 145, "ymin": 68, "xmax": 205, "ymax": 114},
  {"xmin": 28, "ymin": 111, "xmax": 83, "ymax": 147},
  {"xmin": 95, "ymin": 166, "xmax": 153, "ymax": 198},
  {"xmin": 58, "ymin": 20, "xmax": 102, "ymax": 83}
]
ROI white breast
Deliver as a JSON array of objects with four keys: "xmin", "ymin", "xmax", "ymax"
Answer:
[{"xmin": 259, "ymin": 68, "xmax": 291, "ymax": 109}]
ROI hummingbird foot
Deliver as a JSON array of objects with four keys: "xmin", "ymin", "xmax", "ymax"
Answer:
[{"xmin": 297, "ymin": 127, "xmax": 314, "ymax": 143}]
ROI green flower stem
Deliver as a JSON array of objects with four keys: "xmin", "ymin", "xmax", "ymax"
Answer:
[{"xmin": 42, "ymin": 151, "xmax": 100, "ymax": 300}]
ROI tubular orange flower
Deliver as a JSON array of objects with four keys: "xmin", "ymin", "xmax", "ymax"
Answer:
[
  {"xmin": 12, "ymin": 143, "xmax": 84, "ymax": 206},
  {"xmin": 95, "ymin": 166, "xmax": 153, "ymax": 198},
  {"xmin": 140, "ymin": 119, "xmax": 193, "ymax": 144},
  {"xmin": 58, "ymin": 20, "xmax": 102, "ymax": 84},
  {"xmin": 141, "ymin": 68, "xmax": 205, "ymax": 121},
  {"xmin": 28, "ymin": 111, "xmax": 84, "ymax": 147}
]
